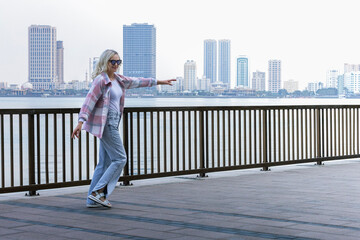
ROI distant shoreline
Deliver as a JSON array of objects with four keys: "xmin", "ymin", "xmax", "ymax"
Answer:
[{"xmin": 0, "ymin": 95, "xmax": 348, "ymax": 99}]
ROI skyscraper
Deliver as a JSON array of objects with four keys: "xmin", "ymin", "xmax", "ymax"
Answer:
[
  {"xmin": 92, "ymin": 57, "xmax": 99, "ymax": 75},
  {"xmin": 252, "ymin": 70, "xmax": 265, "ymax": 91},
  {"xmin": 176, "ymin": 77, "xmax": 184, "ymax": 92},
  {"xmin": 218, "ymin": 40, "xmax": 231, "ymax": 85},
  {"xmin": 344, "ymin": 72, "xmax": 360, "ymax": 93},
  {"xmin": 237, "ymin": 56, "xmax": 249, "ymax": 87},
  {"xmin": 123, "ymin": 23, "xmax": 156, "ymax": 79},
  {"xmin": 56, "ymin": 41, "xmax": 64, "ymax": 84},
  {"xmin": 204, "ymin": 39, "xmax": 217, "ymax": 83},
  {"xmin": 268, "ymin": 60, "xmax": 281, "ymax": 93},
  {"xmin": 197, "ymin": 76, "xmax": 210, "ymax": 92},
  {"xmin": 28, "ymin": 25, "xmax": 58, "ymax": 90},
  {"xmin": 338, "ymin": 75, "xmax": 345, "ymax": 95},
  {"xmin": 184, "ymin": 60, "xmax": 197, "ymax": 91}
]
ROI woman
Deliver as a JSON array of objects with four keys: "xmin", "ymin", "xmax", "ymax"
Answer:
[{"xmin": 71, "ymin": 49, "xmax": 175, "ymax": 208}]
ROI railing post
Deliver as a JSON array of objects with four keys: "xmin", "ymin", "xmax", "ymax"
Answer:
[
  {"xmin": 262, "ymin": 109, "xmax": 270, "ymax": 171},
  {"xmin": 198, "ymin": 110, "xmax": 207, "ymax": 178},
  {"xmin": 122, "ymin": 111, "xmax": 131, "ymax": 185},
  {"xmin": 26, "ymin": 112, "xmax": 38, "ymax": 196},
  {"xmin": 316, "ymin": 108, "xmax": 322, "ymax": 165}
]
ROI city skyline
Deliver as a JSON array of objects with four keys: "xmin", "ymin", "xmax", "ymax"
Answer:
[{"xmin": 2, "ymin": 0, "xmax": 360, "ymax": 90}]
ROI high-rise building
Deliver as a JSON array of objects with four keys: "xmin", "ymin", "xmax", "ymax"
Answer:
[
  {"xmin": 326, "ymin": 70, "xmax": 339, "ymax": 88},
  {"xmin": 0, "ymin": 82, "xmax": 7, "ymax": 89},
  {"xmin": 237, "ymin": 56, "xmax": 249, "ymax": 87},
  {"xmin": 92, "ymin": 57, "xmax": 99, "ymax": 73},
  {"xmin": 307, "ymin": 82, "xmax": 324, "ymax": 93},
  {"xmin": 338, "ymin": 75, "xmax": 345, "ymax": 95},
  {"xmin": 184, "ymin": 60, "xmax": 197, "ymax": 92},
  {"xmin": 252, "ymin": 70, "xmax": 265, "ymax": 91},
  {"xmin": 56, "ymin": 41, "xmax": 64, "ymax": 84},
  {"xmin": 89, "ymin": 57, "xmax": 100, "ymax": 81},
  {"xmin": 344, "ymin": 63, "xmax": 360, "ymax": 73},
  {"xmin": 28, "ymin": 25, "xmax": 58, "ymax": 90},
  {"xmin": 197, "ymin": 76, "xmax": 210, "ymax": 92},
  {"xmin": 204, "ymin": 39, "xmax": 217, "ymax": 83},
  {"xmin": 122, "ymin": 24, "xmax": 156, "ymax": 94},
  {"xmin": 268, "ymin": 60, "xmax": 281, "ymax": 93},
  {"xmin": 283, "ymin": 79, "xmax": 299, "ymax": 93},
  {"xmin": 344, "ymin": 71, "xmax": 360, "ymax": 93},
  {"xmin": 123, "ymin": 23, "xmax": 156, "ymax": 79},
  {"xmin": 176, "ymin": 77, "xmax": 184, "ymax": 92},
  {"xmin": 218, "ymin": 39, "xmax": 231, "ymax": 85}
]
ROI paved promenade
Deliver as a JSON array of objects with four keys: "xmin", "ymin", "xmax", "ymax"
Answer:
[{"xmin": 0, "ymin": 160, "xmax": 360, "ymax": 239}]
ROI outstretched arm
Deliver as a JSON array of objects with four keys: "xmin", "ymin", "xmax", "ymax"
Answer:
[{"xmin": 157, "ymin": 79, "xmax": 176, "ymax": 85}]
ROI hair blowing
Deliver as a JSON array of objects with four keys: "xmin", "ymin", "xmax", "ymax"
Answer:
[{"xmin": 92, "ymin": 49, "xmax": 119, "ymax": 79}]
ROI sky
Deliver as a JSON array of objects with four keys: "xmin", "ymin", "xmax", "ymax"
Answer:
[{"xmin": 1, "ymin": 0, "xmax": 360, "ymax": 89}]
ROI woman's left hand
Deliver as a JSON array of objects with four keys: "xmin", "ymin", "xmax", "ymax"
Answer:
[{"xmin": 157, "ymin": 79, "xmax": 176, "ymax": 85}]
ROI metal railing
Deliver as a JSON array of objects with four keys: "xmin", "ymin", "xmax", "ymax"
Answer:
[{"xmin": 0, "ymin": 105, "xmax": 359, "ymax": 194}]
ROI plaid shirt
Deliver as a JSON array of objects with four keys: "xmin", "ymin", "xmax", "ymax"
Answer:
[{"xmin": 78, "ymin": 72, "xmax": 156, "ymax": 138}]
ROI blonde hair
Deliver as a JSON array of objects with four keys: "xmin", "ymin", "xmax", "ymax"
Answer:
[{"xmin": 92, "ymin": 49, "xmax": 120, "ymax": 79}]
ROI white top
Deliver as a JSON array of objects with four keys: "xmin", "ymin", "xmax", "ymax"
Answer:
[{"xmin": 109, "ymin": 79, "xmax": 123, "ymax": 113}]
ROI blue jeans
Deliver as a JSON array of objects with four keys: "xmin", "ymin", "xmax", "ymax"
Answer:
[{"xmin": 86, "ymin": 110, "xmax": 127, "ymax": 204}]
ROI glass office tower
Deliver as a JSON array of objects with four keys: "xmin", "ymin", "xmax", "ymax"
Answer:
[
  {"xmin": 123, "ymin": 24, "xmax": 156, "ymax": 78},
  {"xmin": 123, "ymin": 23, "xmax": 156, "ymax": 94},
  {"xmin": 218, "ymin": 39, "xmax": 231, "ymax": 85},
  {"xmin": 28, "ymin": 25, "xmax": 57, "ymax": 90},
  {"xmin": 204, "ymin": 39, "xmax": 217, "ymax": 83}
]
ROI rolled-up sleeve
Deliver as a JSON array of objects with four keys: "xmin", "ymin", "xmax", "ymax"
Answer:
[{"xmin": 121, "ymin": 75, "xmax": 157, "ymax": 89}]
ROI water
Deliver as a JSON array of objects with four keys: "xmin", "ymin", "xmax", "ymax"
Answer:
[{"xmin": 1, "ymin": 96, "xmax": 360, "ymax": 108}]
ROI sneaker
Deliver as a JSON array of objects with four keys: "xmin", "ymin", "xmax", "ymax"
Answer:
[{"xmin": 88, "ymin": 191, "xmax": 112, "ymax": 208}]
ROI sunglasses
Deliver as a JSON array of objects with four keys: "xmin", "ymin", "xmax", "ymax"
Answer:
[{"xmin": 109, "ymin": 60, "xmax": 122, "ymax": 66}]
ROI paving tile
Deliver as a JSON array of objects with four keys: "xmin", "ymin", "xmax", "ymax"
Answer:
[
  {"xmin": 0, "ymin": 219, "xmax": 32, "ymax": 228},
  {"xmin": 0, "ymin": 204, "xmax": 18, "ymax": 213},
  {"xmin": 5, "ymin": 231, "xmax": 72, "ymax": 240},
  {"xmin": 113, "ymin": 221, "xmax": 182, "ymax": 232},
  {"xmin": 12, "ymin": 225, "xmax": 77, "ymax": 235},
  {"xmin": 237, "ymin": 224, "xmax": 306, "ymax": 237},
  {"xmin": 171, "ymin": 236, "xmax": 210, "ymax": 240},
  {"xmin": 0, "ymin": 227, "xmax": 22, "ymax": 236},
  {"xmin": 121, "ymin": 228, "xmax": 184, "ymax": 239},
  {"xmin": 58, "ymin": 230, "xmax": 122, "ymax": 240},
  {"xmin": 171, "ymin": 228, "xmax": 238, "ymax": 239},
  {"xmin": 187, "ymin": 218, "xmax": 250, "ymax": 229},
  {"xmin": 224, "ymin": 236, "xmax": 268, "ymax": 240},
  {"xmin": 295, "ymin": 231, "xmax": 360, "ymax": 240},
  {"xmin": 140, "ymin": 212, "xmax": 197, "ymax": 222}
]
